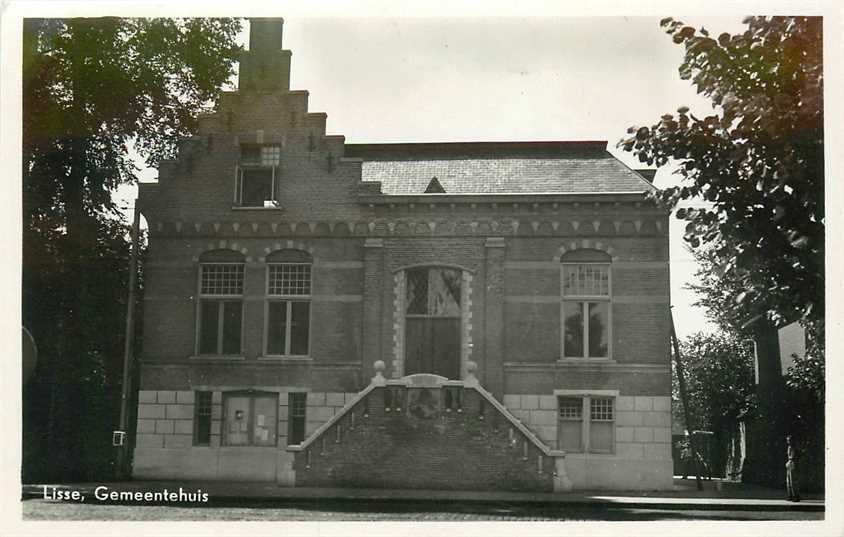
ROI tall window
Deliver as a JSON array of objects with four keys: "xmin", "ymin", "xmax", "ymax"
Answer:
[
  {"xmin": 236, "ymin": 144, "xmax": 281, "ymax": 207},
  {"xmin": 222, "ymin": 391, "xmax": 278, "ymax": 447},
  {"xmin": 265, "ymin": 250, "xmax": 312, "ymax": 356},
  {"xmin": 288, "ymin": 392, "xmax": 307, "ymax": 445},
  {"xmin": 557, "ymin": 394, "xmax": 615, "ymax": 453},
  {"xmin": 561, "ymin": 250, "xmax": 611, "ymax": 359},
  {"xmin": 197, "ymin": 250, "xmax": 244, "ymax": 355}
]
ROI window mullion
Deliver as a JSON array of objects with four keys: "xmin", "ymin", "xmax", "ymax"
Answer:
[
  {"xmin": 583, "ymin": 301, "xmax": 589, "ymax": 358},
  {"xmin": 248, "ymin": 397, "xmax": 255, "ymax": 447},
  {"xmin": 582, "ymin": 396, "xmax": 590, "ymax": 452},
  {"xmin": 238, "ymin": 168, "xmax": 244, "ymax": 205},
  {"xmin": 286, "ymin": 300, "xmax": 293, "ymax": 355},
  {"xmin": 217, "ymin": 301, "xmax": 225, "ymax": 354}
]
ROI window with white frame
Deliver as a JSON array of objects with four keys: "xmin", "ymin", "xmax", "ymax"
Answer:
[
  {"xmin": 236, "ymin": 144, "xmax": 281, "ymax": 207},
  {"xmin": 561, "ymin": 250, "xmax": 612, "ymax": 359},
  {"xmin": 557, "ymin": 394, "xmax": 615, "ymax": 453},
  {"xmin": 265, "ymin": 250, "xmax": 312, "ymax": 356},
  {"xmin": 197, "ymin": 251, "xmax": 245, "ymax": 355}
]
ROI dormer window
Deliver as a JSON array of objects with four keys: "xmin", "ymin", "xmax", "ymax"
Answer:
[{"xmin": 236, "ymin": 144, "xmax": 281, "ymax": 207}]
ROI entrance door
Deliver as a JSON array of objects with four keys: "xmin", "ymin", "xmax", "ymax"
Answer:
[
  {"xmin": 404, "ymin": 267, "xmax": 462, "ymax": 379},
  {"xmin": 405, "ymin": 317, "xmax": 460, "ymax": 378}
]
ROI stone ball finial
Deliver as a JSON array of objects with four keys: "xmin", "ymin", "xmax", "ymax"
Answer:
[
  {"xmin": 464, "ymin": 360, "xmax": 479, "ymax": 387},
  {"xmin": 371, "ymin": 360, "xmax": 387, "ymax": 386}
]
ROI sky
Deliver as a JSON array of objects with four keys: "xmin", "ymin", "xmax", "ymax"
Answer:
[{"xmin": 122, "ymin": 15, "xmax": 752, "ymax": 339}]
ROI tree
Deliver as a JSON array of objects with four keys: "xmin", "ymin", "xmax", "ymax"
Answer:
[
  {"xmin": 22, "ymin": 17, "xmax": 242, "ymax": 481},
  {"xmin": 620, "ymin": 16, "xmax": 823, "ymax": 327},
  {"xmin": 672, "ymin": 331, "xmax": 756, "ymax": 478},
  {"xmin": 620, "ymin": 16, "xmax": 823, "ymax": 487}
]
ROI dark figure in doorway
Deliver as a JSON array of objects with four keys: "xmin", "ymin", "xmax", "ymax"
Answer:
[{"xmin": 786, "ymin": 435, "xmax": 801, "ymax": 502}]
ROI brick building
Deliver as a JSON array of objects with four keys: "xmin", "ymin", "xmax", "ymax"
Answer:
[{"xmin": 132, "ymin": 18, "xmax": 673, "ymax": 491}]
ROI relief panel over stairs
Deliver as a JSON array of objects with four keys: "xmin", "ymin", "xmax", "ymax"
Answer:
[{"xmin": 287, "ymin": 362, "xmax": 572, "ymax": 492}]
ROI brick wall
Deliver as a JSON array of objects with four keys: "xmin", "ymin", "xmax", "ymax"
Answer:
[
  {"xmin": 502, "ymin": 367, "xmax": 671, "ymax": 396},
  {"xmin": 139, "ymin": 234, "xmax": 671, "ymax": 396},
  {"xmin": 503, "ymin": 394, "xmax": 671, "ymax": 453},
  {"xmin": 502, "ymin": 393, "xmax": 673, "ymax": 490},
  {"xmin": 293, "ymin": 387, "xmax": 555, "ymax": 492},
  {"xmin": 136, "ymin": 389, "xmax": 357, "ymax": 445}
]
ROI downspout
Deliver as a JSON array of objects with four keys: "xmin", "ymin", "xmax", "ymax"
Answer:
[{"xmin": 116, "ymin": 205, "xmax": 141, "ymax": 479}]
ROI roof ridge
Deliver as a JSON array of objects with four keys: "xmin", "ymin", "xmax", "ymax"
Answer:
[{"xmin": 345, "ymin": 141, "xmax": 608, "ymax": 160}]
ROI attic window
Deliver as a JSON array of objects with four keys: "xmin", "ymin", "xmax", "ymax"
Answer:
[
  {"xmin": 425, "ymin": 176, "xmax": 445, "ymax": 193},
  {"xmin": 236, "ymin": 144, "xmax": 280, "ymax": 207}
]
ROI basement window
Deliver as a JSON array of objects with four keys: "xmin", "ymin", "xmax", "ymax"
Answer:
[
  {"xmin": 288, "ymin": 392, "xmax": 307, "ymax": 445},
  {"xmin": 193, "ymin": 391, "xmax": 213, "ymax": 446},
  {"xmin": 236, "ymin": 144, "xmax": 281, "ymax": 207},
  {"xmin": 556, "ymin": 393, "xmax": 615, "ymax": 454}
]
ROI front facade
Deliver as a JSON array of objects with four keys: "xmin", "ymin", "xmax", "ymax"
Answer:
[{"xmin": 133, "ymin": 18, "xmax": 673, "ymax": 491}]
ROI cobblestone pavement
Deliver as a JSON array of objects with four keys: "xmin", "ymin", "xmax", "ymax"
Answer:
[{"xmin": 22, "ymin": 499, "xmax": 824, "ymax": 521}]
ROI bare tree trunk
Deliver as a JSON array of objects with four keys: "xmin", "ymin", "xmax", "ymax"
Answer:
[{"xmin": 743, "ymin": 317, "xmax": 787, "ymax": 487}]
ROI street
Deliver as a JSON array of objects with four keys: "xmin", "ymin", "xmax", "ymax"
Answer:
[{"xmin": 22, "ymin": 498, "xmax": 824, "ymax": 521}]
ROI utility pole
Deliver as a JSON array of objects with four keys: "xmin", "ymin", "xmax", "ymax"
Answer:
[
  {"xmin": 670, "ymin": 307, "xmax": 702, "ymax": 491},
  {"xmin": 116, "ymin": 206, "xmax": 140, "ymax": 479}
]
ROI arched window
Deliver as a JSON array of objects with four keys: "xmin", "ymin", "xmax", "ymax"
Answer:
[
  {"xmin": 560, "ymin": 249, "xmax": 612, "ymax": 359},
  {"xmin": 265, "ymin": 249, "xmax": 312, "ymax": 356},
  {"xmin": 197, "ymin": 249, "xmax": 245, "ymax": 355}
]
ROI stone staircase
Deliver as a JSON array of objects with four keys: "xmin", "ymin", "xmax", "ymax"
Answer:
[{"xmin": 286, "ymin": 361, "xmax": 572, "ymax": 492}]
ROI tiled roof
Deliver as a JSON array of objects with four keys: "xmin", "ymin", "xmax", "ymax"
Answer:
[{"xmin": 345, "ymin": 141, "xmax": 656, "ymax": 195}]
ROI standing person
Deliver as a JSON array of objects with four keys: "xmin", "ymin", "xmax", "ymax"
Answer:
[
  {"xmin": 680, "ymin": 436, "xmax": 693, "ymax": 479},
  {"xmin": 786, "ymin": 435, "xmax": 801, "ymax": 502}
]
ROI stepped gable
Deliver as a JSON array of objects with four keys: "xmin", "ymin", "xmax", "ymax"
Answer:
[{"xmin": 346, "ymin": 141, "xmax": 658, "ymax": 195}]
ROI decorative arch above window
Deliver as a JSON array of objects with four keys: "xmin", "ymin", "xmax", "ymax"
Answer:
[
  {"xmin": 553, "ymin": 240, "xmax": 617, "ymax": 262},
  {"xmin": 266, "ymin": 248, "xmax": 313, "ymax": 264},
  {"xmin": 193, "ymin": 243, "xmax": 250, "ymax": 263},
  {"xmin": 559, "ymin": 249, "xmax": 612, "ymax": 263},
  {"xmin": 199, "ymin": 248, "xmax": 246, "ymax": 263}
]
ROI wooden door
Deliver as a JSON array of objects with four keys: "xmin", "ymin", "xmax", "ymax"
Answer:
[{"xmin": 405, "ymin": 317, "xmax": 461, "ymax": 379}]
